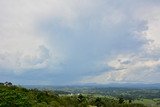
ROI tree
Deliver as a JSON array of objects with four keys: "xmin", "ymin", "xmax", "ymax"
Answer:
[
  {"xmin": 129, "ymin": 99, "xmax": 132, "ymax": 103},
  {"xmin": 119, "ymin": 97, "xmax": 124, "ymax": 104},
  {"xmin": 95, "ymin": 97, "xmax": 103, "ymax": 107},
  {"xmin": 77, "ymin": 94, "xmax": 85, "ymax": 103},
  {"xmin": 4, "ymin": 81, "xmax": 12, "ymax": 86}
]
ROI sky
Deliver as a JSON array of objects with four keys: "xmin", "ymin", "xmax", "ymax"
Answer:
[{"xmin": 0, "ymin": 0, "xmax": 160, "ymax": 85}]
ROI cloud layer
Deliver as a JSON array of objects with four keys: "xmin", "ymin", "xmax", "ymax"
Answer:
[
  {"xmin": 81, "ymin": 1, "xmax": 160, "ymax": 84},
  {"xmin": 0, "ymin": 0, "xmax": 160, "ymax": 85}
]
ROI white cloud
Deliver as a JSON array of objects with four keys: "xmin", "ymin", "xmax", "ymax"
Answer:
[
  {"xmin": 0, "ymin": 45, "xmax": 51, "ymax": 73},
  {"xmin": 134, "ymin": 6, "xmax": 160, "ymax": 54},
  {"xmin": 81, "ymin": 53, "xmax": 160, "ymax": 84},
  {"xmin": 1, "ymin": 0, "xmax": 160, "ymax": 84},
  {"xmin": 0, "ymin": 0, "xmax": 99, "ymax": 73},
  {"xmin": 81, "ymin": 3, "xmax": 160, "ymax": 84},
  {"xmin": 0, "ymin": 0, "xmax": 58, "ymax": 73}
]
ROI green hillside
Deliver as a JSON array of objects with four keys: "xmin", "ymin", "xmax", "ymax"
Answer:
[{"xmin": 0, "ymin": 84, "xmax": 146, "ymax": 107}]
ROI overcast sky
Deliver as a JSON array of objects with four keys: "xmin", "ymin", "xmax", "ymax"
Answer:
[{"xmin": 0, "ymin": 0, "xmax": 160, "ymax": 85}]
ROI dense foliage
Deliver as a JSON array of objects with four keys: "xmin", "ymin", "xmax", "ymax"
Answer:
[{"xmin": 0, "ymin": 85, "xmax": 147, "ymax": 107}]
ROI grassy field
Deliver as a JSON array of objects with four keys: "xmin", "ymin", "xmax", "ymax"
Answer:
[{"xmin": 133, "ymin": 99, "xmax": 160, "ymax": 107}]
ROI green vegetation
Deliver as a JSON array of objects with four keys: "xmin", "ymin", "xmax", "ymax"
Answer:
[
  {"xmin": 133, "ymin": 99, "xmax": 160, "ymax": 107},
  {"xmin": 51, "ymin": 87, "xmax": 160, "ymax": 99},
  {"xmin": 50, "ymin": 86, "xmax": 160, "ymax": 107},
  {"xmin": 0, "ymin": 83, "xmax": 147, "ymax": 107}
]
